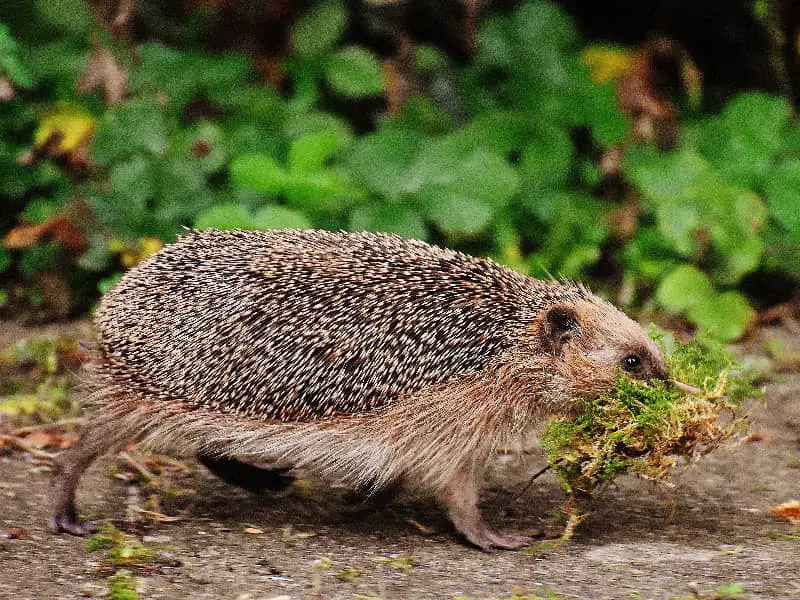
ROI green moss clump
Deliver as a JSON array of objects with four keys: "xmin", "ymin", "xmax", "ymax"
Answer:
[
  {"xmin": 86, "ymin": 523, "xmax": 155, "ymax": 568},
  {"xmin": 540, "ymin": 330, "xmax": 761, "ymax": 501},
  {"xmin": 106, "ymin": 570, "xmax": 141, "ymax": 600}
]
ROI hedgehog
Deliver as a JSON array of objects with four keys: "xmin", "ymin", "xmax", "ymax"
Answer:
[{"xmin": 49, "ymin": 229, "xmax": 666, "ymax": 550}]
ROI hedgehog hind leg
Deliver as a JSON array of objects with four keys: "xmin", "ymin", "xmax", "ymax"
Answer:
[
  {"xmin": 198, "ymin": 454, "xmax": 294, "ymax": 494},
  {"xmin": 440, "ymin": 461, "xmax": 532, "ymax": 551},
  {"xmin": 50, "ymin": 420, "xmax": 124, "ymax": 535}
]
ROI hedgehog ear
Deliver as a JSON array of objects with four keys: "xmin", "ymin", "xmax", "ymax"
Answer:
[{"xmin": 542, "ymin": 305, "xmax": 580, "ymax": 356}]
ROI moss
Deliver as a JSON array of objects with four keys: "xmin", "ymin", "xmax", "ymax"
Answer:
[
  {"xmin": 540, "ymin": 329, "xmax": 761, "ymax": 509},
  {"xmin": 333, "ymin": 566, "xmax": 360, "ymax": 582},
  {"xmin": 86, "ymin": 523, "xmax": 155, "ymax": 568},
  {"xmin": 106, "ymin": 570, "xmax": 141, "ymax": 600}
]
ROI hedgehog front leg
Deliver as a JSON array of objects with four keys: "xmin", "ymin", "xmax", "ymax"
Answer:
[{"xmin": 440, "ymin": 460, "xmax": 532, "ymax": 551}]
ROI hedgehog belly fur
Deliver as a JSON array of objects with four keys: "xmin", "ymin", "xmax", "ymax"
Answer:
[{"xmin": 86, "ymin": 349, "xmax": 546, "ymax": 495}]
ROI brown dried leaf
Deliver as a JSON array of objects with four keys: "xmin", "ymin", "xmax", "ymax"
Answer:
[
  {"xmin": 3, "ymin": 222, "xmax": 48, "ymax": 249},
  {"xmin": 0, "ymin": 78, "xmax": 14, "ymax": 102},
  {"xmin": 3, "ymin": 204, "xmax": 88, "ymax": 253},
  {"xmin": 769, "ymin": 500, "xmax": 800, "ymax": 526},
  {"xmin": 78, "ymin": 46, "xmax": 128, "ymax": 106}
]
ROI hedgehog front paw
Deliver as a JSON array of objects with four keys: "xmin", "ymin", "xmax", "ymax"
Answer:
[
  {"xmin": 485, "ymin": 530, "xmax": 533, "ymax": 550},
  {"xmin": 440, "ymin": 478, "xmax": 530, "ymax": 550},
  {"xmin": 458, "ymin": 523, "xmax": 532, "ymax": 551},
  {"xmin": 49, "ymin": 504, "xmax": 95, "ymax": 536}
]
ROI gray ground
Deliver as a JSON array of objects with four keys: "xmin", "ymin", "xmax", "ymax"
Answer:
[{"xmin": 0, "ymin": 322, "xmax": 798, "ymax": 600}]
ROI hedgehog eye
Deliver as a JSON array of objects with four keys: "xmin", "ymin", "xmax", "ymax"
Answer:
[{"xmin": 622, "ymin": 354, "xmax": 641, "ymax": 372}]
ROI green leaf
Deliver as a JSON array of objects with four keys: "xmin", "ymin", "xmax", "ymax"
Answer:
[
  {"xmin": 0, "ymin": 24, "xmax": 33, "ymax": 87},
  {"xmin": 621, "ymin": 227, "xmax": 677, "ymax": 280},
  {"xmin": 230, "ymin": 154, "xmax": 287, "ymax": 196},
  {"xmin": 282, "ymin": 170, "xmax": 349, "ymax": 208},
  {"xmin": 153, "ymin": 160, "xmax": 213, "ymax": 226},
  {"xmin": 98, "ymin": 273, "xmax": 123, "ymax": 295},
  {"xmin": 421, "ymin": 189, "xmax": 493, "ymax": 236},
  {"xmin": 292, "ymin": 0, "xmax": 347, "ymax": 57},
  {"xmin": 655, "ymin": 265, "xmax": 714, "ymax": 313},
  {"xmin": 348, "ymin": 203, "xmax": 427, "ymax": 240},
  {"xmin": 520, "ymin": 125, "xmax": 573, "ymax": 190},
  {"xmin": 459, "ymin": 111, "xmax": 535, "ymax": 157},
  {"xmin": 763, "ymin": 158, "xmax": 800, "ymax": 241},
  {"xmin": 513, "ymin": 1, "xmax": 577, "ymax": 51},
  {"xmin": 287, "ymin": 130, "xmax": 341, "ymax": 174},
  {"xmin": 76, "ymin": 233, "xmax": 114, "ymax": 272},
  {"xmin": 415, "ymin": 45, "xmax": 448, "ymax": 72},
  {"xmin": 194, "ymin": 203, "xmax": 255, "ymax": 230},
  {"xmin": 448, "ymin": 149, "xmax": 520, "ymax": 207},
  {"xmin": 692, "ymin": 93, "xmax": 792, "ymax": 187},
  {"xmin": 172, "ymin": 121, "xmax": 228, "ymax": 175},
  {"xmin": 716, "ymin": 235, "xmax": 763, "ymax": 286},
  {"xmin": 22, "ymin": 198, "xmax": 60, "ymax": 224},
  {"xmin": 625, "ymin": 146, "xmax": 709, "ymax": 205},
  {"xmin": 110, "ymin": 155, "xmax": 155, "ymax": 205},
  {"xmin": 282, "ymin": 110, "xmax": 354, "ymax": 152},
  {"xmin": 252, "ymin": 205, "xmax": 313, "ymax": 230},
  {"xmin": 92, "ymin": 99, "xmax": 168, "ymax": 165},
  {"xmin": 325, "ymin": 47, "xmax": 385, "ymax": 98},
  {"xmin": 473, "ymin": 16, "xmax": 513, "ymax": 69},
  {"xmin": 584, "ymin": 81, "xmax": 628, "ymax": 146},
  {"xmin": 18, "ymin": 242, "xmax": 61, "ymax": 277},
  {"xmin": 346, "ymin": 127, "xmax": 423, "ymax": 200},
  {"xmin": 688, "ymin": 291, "xmax": 755, "ymax": 342},
  {"xmin": 35, "ymin": 0, "xmax": 94, "ymax": 37}
]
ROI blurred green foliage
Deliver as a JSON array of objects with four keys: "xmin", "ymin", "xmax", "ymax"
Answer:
[{"xmin": 1, "ymin": 0, "xmax": 799, "ymax": 340}]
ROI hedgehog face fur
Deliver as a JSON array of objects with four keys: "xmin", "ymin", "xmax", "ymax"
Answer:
[
  {"xmin": 50, "ymin": 229, "xmax": 666, "ymax": 550},
  {"xmin": 524, "ymin": 298, "xmax": 667, "ymax": 409}
]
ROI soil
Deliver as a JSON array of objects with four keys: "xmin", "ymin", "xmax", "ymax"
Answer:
[{"xmin": 1, "ymin": 321, "xmax": 799, "ymax": 600}]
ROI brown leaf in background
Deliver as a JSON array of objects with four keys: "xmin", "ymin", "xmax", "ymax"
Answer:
[
  {"xmin": 78, "ymin": 45, "xmax": 128, "ymax": 106},
  {"xmin": 4, "ymin": 216, "xmax": 86, "ymax": 254},
  {"xmin": 0, "ymin": 78, "xmax": 14, "ymax": 102}
]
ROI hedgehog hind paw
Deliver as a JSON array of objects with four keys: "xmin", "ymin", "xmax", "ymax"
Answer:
[{"xmin": 49, "ymin": 504, "xmax": 95, "ymax": 536}]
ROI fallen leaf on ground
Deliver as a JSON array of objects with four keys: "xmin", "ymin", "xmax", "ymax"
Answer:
[
  {"xmin": 243, "ymin": 527, "xmax": 264, "ymax": 534},
  {"xmin": 769, "ymin": 500, "xmax": 800, "ymax": 526},
  {"xmin": 743, "ymin": 432, "xmax": 772, "ymax": 444}
]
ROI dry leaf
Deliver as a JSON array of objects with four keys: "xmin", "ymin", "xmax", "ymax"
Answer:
[
  {"xmin": 769, "ymin": 500, "xmax": 800, "ymax": 526},
  {"xmin": 0, "ymin": 78, "xmax": 14, "ymax": 102},
  {"xmin": 78, "ymin": 46, "xmax": 128, "ymax": 106},
  {"xmin": 243, "ymin": 527, "xmax": 264, "ymax": 534}
]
